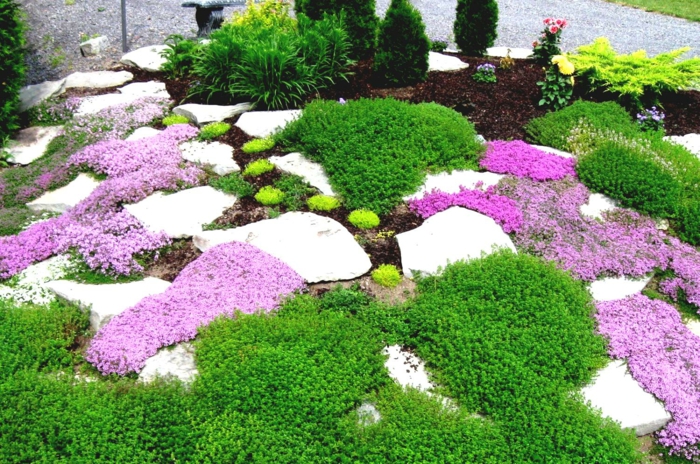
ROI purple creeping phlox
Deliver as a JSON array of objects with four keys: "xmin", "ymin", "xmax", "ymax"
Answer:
[
  {"xmin": 480, "ymin": 141, "xmax": 577, "ymax": 181},
  {"xmin": 86, "ymin": 241, "xmax": 306, "ymax": 375},
  {"xmin": 0, "ymin": 124, "xmax": 202, "ymax": 278},
  {"xmin": 595, "ymin": 295, "xmax": 700, "ymax": 459}
]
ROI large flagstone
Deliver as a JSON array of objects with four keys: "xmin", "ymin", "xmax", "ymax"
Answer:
[
  {"xmin": 404, "ymin": 170, "xmax": 504, "ymax": 201},
  {"xmin": 26, "ymin": 173, "xmax": 102, "ymax": 213},
  {"xmin": 428, "ymin": 52, "xmax": 469, "ymax": 72},
  {"xmin": 139, "ymin": 343, "xmax": 198, "ymax": 384},
  {"xmin": 6, "ymin": 126, "xmax": 63, "ymax": 165},
  {"xmin": 179, "ymin": 140, "xmax": 239, "ymax": 176},
  {"xmin": 120, "ymin": 45, "xmax": 168, "ymax": 72},
  {"xmin": 588, "ymin": 275, "xmax": 652, "ymax": 301},
  {"xmin": 235, "ymin": 110, "xmax": 301, "ymax": 138},
  {"xmin": 268, "ymin": 152, "xmax": 335, "ymax": 196},
  {"xmin": 64, "ymin": 71, "xmax": 133, "ymax": 89},
  {"xmin": 173, "ymin": 102, "xmax": 254, "ymax": 126}
]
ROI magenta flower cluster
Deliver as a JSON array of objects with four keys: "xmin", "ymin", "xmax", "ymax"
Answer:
[
  {"xmin": 480, "ymin": 141, "xmax": 577, "ymax": 181},
  {"xmin": 86, "ymin": 241, "xmax": 306, "ymax": 375},
  {"xmin": 595, "ymin": 295, "xmax": 700, "ymax": 459}
]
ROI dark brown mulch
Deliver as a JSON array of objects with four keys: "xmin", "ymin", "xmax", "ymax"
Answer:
[{"xmin": 145, "ymin": 239, "xmax": 202, "ymax": 282}]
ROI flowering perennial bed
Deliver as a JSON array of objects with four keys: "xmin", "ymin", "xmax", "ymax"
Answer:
[{"xmin": 480, "ymin": 140, "xmax": 576, "ymax": 181}]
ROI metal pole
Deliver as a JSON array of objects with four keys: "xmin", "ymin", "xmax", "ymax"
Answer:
[{"xmin": 121, "ymin": 0, "xmax": 128, "ymax": 52}]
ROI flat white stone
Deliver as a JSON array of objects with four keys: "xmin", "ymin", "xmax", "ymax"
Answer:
[
  {"xmin": 396, "ymin": 207, "xmax": 516, "ymax": 278},
  {"xmin": 0, "ymin": 255, "xmax": 76, "ymax": 306},
  {"xmin": 139, "ymin": 343, "xmax": 198, "ymax": 384},
  {"xmin": 125, "ymin": 127, "xmax": 162, "ymax": 141},
  {"xmin": 179, "ymin": 140, "xmax": 239, "ymax": 176},
  {"xmin": 428, "ymin": 52, "xmax": 469, "ymax": 72},
  {"xmin": 580, "ymin": 193, "xmax": 618, "ymax": 220},
  {"xmin": 581, "ymin": 360, "xmax": 671, "ymax": 436},
  {"xmin": 6, "ymin": 126, "xmax": 63, "ymax": 165},
  {"xmin": 383, "ymin": 345, "xmax": 434, "ymax": 391},
  {"xmin": 46, "ymin": 277, "xmax": 171, "ymax": 331},
  {"xmin": 120, "ymin": 45, "xmax": 168, "ymax": 72},
  {"xmin": 64, "ymin": 71, "xmax": 133, "ymax": 89},
  {"xmin": 687, "ymin": 320, "xmax": 700, "ymax": 337},
  {"xmin": 404, "ymin": 170, "xmax": 504, "ymax": 201},
  {"xmin": 26, "ymin": 173, "xmax": 101, "ymax": 213},
  {"xmin": 118, "ymin": 81, "xmax": 170, "ymax": 98},
  {"xmin": 193, "ymin": 212, "xmax": 371, "ymax": 283},
  {"xmin": 125, "ymin": 186, "xmax": 237, "ymax": 239},
  {"xmin": 530, "ymin": 144, "xmax": 575, "ymax": 159},
  {"xmin": 665, "ymin": 133, "xmax": 700, "ymax": 158},
  {"xmin": 268, "ymin": 152, "xmax": 334, "ymax": 196},
  {"xmin": 235, "ymin": 110, "xmax": 301, "ymax": 138},
  {"xmin": 74, "ymin": 93, "xmax": 150, "ymax": 116},
  {"xmin": 173, "ymin": 102, "xmax": 254, "ymax": 126},
  {"xmin": 588, "ymin": 275, "xmax": 652, "ymax": 301},
  {"xmin": 19, "ymin": 79, "xmax": 67, "ymax": 112},
  {"xmin": 357, "ymin": 402, "xmax": 381, "ymax": 426},
  {"xmin": 486, "ymin": 47, "xmax": 534, "ymax": 59}
]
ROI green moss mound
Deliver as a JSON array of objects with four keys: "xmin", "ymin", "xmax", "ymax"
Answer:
[
  {"xmin": 349, "ymin": 209, "xmax": 380, "ymax": 229},
  {"xmin": 243, "ymin": 159, "xmax": 275, "ymax": 177},
  {"xmin": 199, "ymin": 121, "xmax": 230, "ymax": 140},
  {"xmin": 254, "ymin": 185, "xmax": 285, "ymax": 205},
  {"xmin": 371, "ymin": 264, "xmax": 401, "ymax": 287},
  {"xmin": 162, "ymin": 114, "xmax": 190, "ymax": 126}
]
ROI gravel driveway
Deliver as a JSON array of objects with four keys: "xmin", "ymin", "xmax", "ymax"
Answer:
[{"xmin": 17, "ymin": 0, "xmax": 700, "ymax": 85}]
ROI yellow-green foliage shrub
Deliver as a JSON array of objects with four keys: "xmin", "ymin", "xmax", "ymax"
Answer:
[
  {"xmin": 228, "ymin": 0, "xmax": 296, "ymax": 30},
  {"xmin": 243, "ymin": 159, "xmax": 275, "ymax": 177},
  {"xmin": 307, "ymin": 194, "xmax": 340, "ymax": 211},
  {"xmin": 349, "ymin": 209, "xmax": 380, "ymax": 229},
  {"xmin": 371, "ymin": 264, "xmax": 402, "ymax": 287},
  {"xmin": 199, "ymin": 122, "xmax": 230, "ymax": 140},
  {"xmin": 242, "ymin": 138, "xmax": 275, "ymax": 153},
  {"xmin": 162, "ymin": 114, "xmax": 190, "ymax": 126},
  {"xmin": 254, "ymin": 186, "xmax": 285, "ymax": 205}
]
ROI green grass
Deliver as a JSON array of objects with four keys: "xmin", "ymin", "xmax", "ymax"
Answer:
[{"xmin": 603, "ymin": 0, "xmax": 700, "ymax": 22}]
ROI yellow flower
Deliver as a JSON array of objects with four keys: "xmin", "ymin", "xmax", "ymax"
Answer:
[
  {"xmin": 551, "ymin": 55, "xmax": 575, "ymax": 75},
  {"xmin": 570, "ymin": 76, "xmax": 575, "ymax": 86}
]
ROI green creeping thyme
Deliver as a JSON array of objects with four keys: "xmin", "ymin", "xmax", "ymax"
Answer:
[
  {"xmin": 162, "ymin": 114, "xmax": 190, "ymax": 126},
  {"xmin": 349, "ymin": 209, "xmax": 380, "ymax": 229},
  {"xmin": 307, "ymin": 194, "xmax": 340, "ymax": 211},
  {"xmin": 371, "ymin": 264, "xmax": 402, "ymax": 287},
  {"xmin": 254, "ymin": 185, "xmax": 285, "ymax": 205},
  {"xmin": 209, "ymin": 172, "xmax": 255, "ymax": 197},
  {"xmin": 242, "ymin": 137, "xmax": 275, "ymax": 153},
  {"xmin": 243, "ymin": 159, "xmax": 275, "ymax": 177},
  {"xmin": 199, "ymin": 122, "xmax": 230, "ymax": 140},
  {"xmin": 273, "ymin": 174, "xmax": 316, "ymax": 210}
]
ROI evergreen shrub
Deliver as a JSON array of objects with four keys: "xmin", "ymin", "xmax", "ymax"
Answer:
[
  {"xmin": 453, "ymin": 0, "xmax": 498, "ymax": 57},
  {"xmin": 0, "ymin": 0, "xmax": 26, "ymax": 147}
]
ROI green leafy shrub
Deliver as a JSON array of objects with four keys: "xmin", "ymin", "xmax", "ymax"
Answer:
[
  {"xmin": 255, "ymin": 185, "xmax": 285, "ymax": 205},
  {"xmin": 198, "ymin": 121, "xmax": 230, "ymax": 140},
  {"xmin": 569, "ymin": 37, "xmax": 700, "ymax": 109},
  {"xmin": 242, "ymin": 158, "xmax": 275, "ymax": 176},
  {"xmin": 274, "ymin": 173, "xmax": 317, "ymax": 210},
  {"xmin": 453, "ymin": 0, "xmax": 498, "ymax": 57},
  {"xmin": 371, "ymin": 264, "xmax": 401, "ymax": 287},
  {"xmin": 209, "ymin": 172, "xmax": 255, "ymax": 197},
  {"xmin": 229, "ymin": 0, "xmax": 296, "ymax": 30},
  {"xmin": 160, "ymin": 34, "xmax": 201, "ymax": 79},
  {"xmin": 349, "ymin": 209, "xmax": 380, "ymax": 229},
  {"xmin": 430, "ymin": 39, "xmax": 447, "ymax": 52},
  {"xmin": 677, "ymin": 201, "xmax": 700, "ymax": 246},
  {"xmin": 162, "ymin": 114, "xmax": 190, "ymax": 126},
  {"xmin": 242, "ymin": 137, "xmax": 275, "ymax": 153},
  {"xmin": 276, "ymin": 98, "xmax": 484, "ymax": 213},
  {"xmin": 374, "ymin": 0, "xmax": 430, "ymax": 86},
  {"xmin": 537, "ymin": 55, "xmax": 575, "ymax": 110},
  {"xmin": 307, "ymin": 194, "xmax": 340, "ymax": 211},
  {"xmin": 0, "ymin": 0, "xmax": 26, "ymax": 147}
]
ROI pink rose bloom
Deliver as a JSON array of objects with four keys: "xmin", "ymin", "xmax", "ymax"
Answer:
[
  {"xmin": 549, "ymin": 25, "xmax": 559, "ymax": 34},
  {"xmin": 556, "ymin": 19, "xmax": 563, "ymax": 26}
]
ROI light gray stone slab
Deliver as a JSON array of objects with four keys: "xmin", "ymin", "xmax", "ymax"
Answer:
[
  {"xmin": 530, "ymin": 144, "xmax": 575, "ymax": 159},
  {"xmin": 0, "ymin": 255, "xmax": 76, "ymax": 306},
  {"xmin": 383, "ymin": 345, "xmax": 434, "ymax": 391},
  {"xmin": 139, "ymin": 343, "xmax": 198, "ymax": 384},
  {"xmin": 118, "ymin": 81, "xmax": 170, "ymax": 98},
  {"xmin": 125, "ymin": 186, "xmax": 237, "ymax": 239},
  {"xmin": 428, "ymin": 52, "xmax": 469, "ymax": 72},
  {"xmin": 75, "ymin": 93, "xmax": 151, "ymax": 116},
  {"xmin": 179, "ymin": 140, "xmax": 239, "ymax": 175},
  {"xmin": 120, "ymin": 45, "xmax": 168, "ymax": 72},
  {"xmin": 581, "ymin": 360, "xmax": 671, "ymax": 436},
  {"xmin": 64, "ymin": 71, "xmax": 133, "ymax": 89},
  {"xmin": 486, "ymin": 47, "xmax": 533, "ymax": 59},
  {"xmin": 80, "ymin": 35, "xmax": 108, "ymax": 56},
  {"xmin": 193, "ymin": 212, "xmax": 371, "ymax": 283},
  {"xmin": 396, "ymin": 206, "xmax": 516, "ymax": 278},
  {"xmin": 665, "ymin": 133, "xmax": 700, "ymax": 157},
  {"xmin": 357, "ymin": 402, "xmax": 381, "ymax": 426},
  {"xmin": 19, "ymin": 79, "xmax": 67, "ymax": 112},
  {"xmin": 580, "ymin": 193, "xmax": 618, "ymax": 220},
  {"xmin": 26, "ymin": 173, "xmax": 101, "ymax": 213},
  {"xmin": 173, "ymin": 102, "xmax": 254, "ymax": 126},
  {"xmin": 687, "ymin": 320, "xmax": 700, "ymax": 337},
  {"xmin": 46, "ymin": 277, "xmax": 171, "ymax": 331},
  {"xmin": 6, "ymin": 126, "xmax": 63, "ymax": 165},
  {"xmin": 235, "ymin": 110, "xmax": 301, "ymax": 138},
  {"xmin": 268, "ymin": 152, "xmax": 334, "ymax": 196},
  {"xmin": 126, "ymin": 127, "xmax": 162, "ymax": 141},
  {"xmin": 404, "ymin": 170, "xmax": 504, "ymax": 202},
  {"xmin": 588, "ymin": 275, "xmax": 652, "ymax": 301}
]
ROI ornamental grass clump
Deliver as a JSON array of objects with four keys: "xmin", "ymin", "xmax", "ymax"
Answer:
[
  {"xmin": 243, "ymin": 159, "xmax": 275, "ymax": 177},
  {"xmin": 307, "ymin": 194, "xmax": 340, "ymax": 211},
  {"xmin": 198, "ymin": 121, "xmax": 230, "ymax": 140},
  {"xmin": 254, "ymin": 185, "xmax": 285, "ymax": 205},
  {"xmin": 349, "ymin": 209, "xmax": 380, "ymax": 229},
  {"xmin": 371, "ymin": 264, "xmax": 401, "ymax": 287},
  {"xmin": 242, "ymin": 137, "xmax": 275, "ymax": 153}
]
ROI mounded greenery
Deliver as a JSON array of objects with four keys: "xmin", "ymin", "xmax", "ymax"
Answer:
[
  {"xmin": 0, "ymin": 0, "xmax": 26, "ymax": 147},
  {"xmin": 453, "ymin": 0, "xmax": 499, "ymax": 57},
  {"xmin": 209, "ymin": 172, "xmax": 255, "ymax": 197},
  {"xmin": 160, "ymin": 34, "xmax": 201, "ymax": 79},
  {"xmin": 307, "ymin": 194, "xmax": 341, "ymax": 211},
  {"xmin": 162, "ymin": 114, "xmax": 190, "ymax": 126},
  {"xmin": 371, "ymin": 264, "xmax": 402, "ymax": 287},
  {"xmin": 198, "ymin": 121, "xmax": 230, "ymax": 140},
  {"xmin": 242, "ymin": 137, "xmax": 275, "ymax": 153},
  {"xmin": 274, "ymin": 173, "xmax": 317, "ymax": 210},
  {"xmin": 243, "ymin": 158, "xmax": 275, "ymax": 177},
  {"xmin": 276, "ymin": 98, "xmax": 484, "ymax": 213},
  {"xmin": 254, "ymin": 185, "xmax": 285, "ymax": 205},
  {"xmin": 349, "ymin": 209, "xmax": 380, "ymax": 229},
  {"xmin": 374, "ymin": 0, "xmax": 430, "ymax": 86}
]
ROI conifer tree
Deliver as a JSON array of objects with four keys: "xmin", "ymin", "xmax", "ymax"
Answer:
[{"xmin": 453, "ymin": 0, "xmax": 499, "ymax": 57}]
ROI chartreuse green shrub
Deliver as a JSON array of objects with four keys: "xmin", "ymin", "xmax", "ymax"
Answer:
[
  {"xmin": 277, "ymin": 98, "xmax": 484, "ymax": 213},
  {"xmin": 349, "ymin": 209, "xmax": 380, "ymax": 229},
  {"xmin": 242, "ymin": 137, "xmax": 275, "ymax": 153},
  {"xmin": 0, "ymin": 0, "xmax": 26, "ymax": 147},
  {"xmin": 209, "ymin": 171, "xmax": 255, "ymax": 197},
  {"xmin": 569, "ymin": 37, "xmax": 700, "ymax": 109},
  {"xmin": 408, "ymin": 250, "xmax": 641, "ymax": 462},
  {"xmin": 199, "ymin": 121, "xmax": 230, "ymax": 140},
  {"xmin": 243, "ymin": 158, "xmax": 275, "ymax": 176},
  {"xmin": 453, "ymin": 0, "xmax": 498, "ymax": 57},
  {"xmin": 371, "ymin": 264, "xmax": 401, "ymax": 287},
  {"xmin": 374, "ymin": 0, "xmax": 430, "ymax": 86},
  {"xmin": 255, "ymin": 185, "xmax": 285, "ymax": 205},
  {"xmin": 307, "ymin": 194, "xmax": 340, "ymax": 211},
  {"xmin": 162, "ymin": 114, "xmax": 190, "ymax": 126}
]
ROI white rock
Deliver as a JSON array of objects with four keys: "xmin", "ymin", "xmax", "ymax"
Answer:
[
  {"xmin": 139, "ymin": 343, "xmax": 198, "ymax": 384},
  {"xmin": 357, "ymin": 402, "xmax": 381, "ymax": 426},
  {"xmin": 118, "ymin": 81, "xmax": 170, "ymax": 98},
  {"xmin": 486, "ymin": 47, "xmax": 534, "ymax": 59},
  {"xmin": 173, "ymin": 102, "xmax": 254, "ymax": 126},
  {"xmin": 125, "ymin": 127, "xmax": 162, "ymax": 141},
  {"xmin": 580, "ymin": 193, "xmax": 618, "ymax": 220},
  {"xmin": 193, "ymin": 212, "xmax": 371, "ymax": 283},
  {"xmin": 530, "ymin": 144, "xmax": 575, "ymax": 159},
  {"xmin": 64, "ymin": 71, "xmax": 133, "ymax": 89},
  {"xmin": 581, "ymin": 360, "xmax": 671, "ymax": 436},
  {"xmin": 268, "ymin": 152, "xmax": 334, "ymax": 196},
  {"xmin": 0, "ymin": 255, "xmax": 76, "ymax": 306},
  {"xmin": 19, "ymin": 79, "xmax": 67, "ymax": 112},
  {"xmin": 179, "ymin": 140, "xmax": 239, "ymax": 175},
  {"xmin": 404, "ymin": 170, "xmax": 504, "ymax": 202},
  {"xmin": 125, "ymin": 186, "xmax": 237, "ymax": 239},
  {"xmin": 588, "ymin": 275, "xmax": 652, "ymax": 301},
  {"xmin": 383, "ymin": 345, "xmax": 434, "ymax": 391},
  {"xmin": 46, "ymin": 277, "xmax": 171, "ymax": 331},
  {"xmin": 75, "ymin": 93, "xmax": 153, "ymax": 116},
  {"xmin": 6, "ymin": 126, "xmax": 63, "ymax": 165},
  {"xmin": 80, "ymin": 35, "xmax": 108, "ymax": 56},
  {"xmin": 120, "ymin": 45, "xmax": 168, "ymax": 72},
  {"xmin": 428, "ymin": 52, "xmax": 469, "ymax": 72},
  {"xmin": 26, "ymin": 173, "xmax": 101, "ymax": 213},
  {"xmin": 687, "ymin": 320, "xmax": 700, "ymax": 337},
  {"xmin": 396, "ymin": 207, "xmax": 516, "ymax": 278},
  {"xmin": 665, "ymin": 133, "xmax": 700, "ymax": 157},
  {"xmin": 235, "ymin": 110, "xmax": 301, "ymax": 138}
]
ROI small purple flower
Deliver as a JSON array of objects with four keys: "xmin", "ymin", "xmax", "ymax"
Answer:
[{"xmin": 338, "ymin": 98, "xmax": 347, "ymax": 105}]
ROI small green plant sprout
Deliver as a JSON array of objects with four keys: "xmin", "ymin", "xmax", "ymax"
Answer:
[
  {"xmin": 243, "ymin": 159, "xmax": 275, "ymax": 177},
  {"xmin": 255, "ymin": 186, "xmax": 285, "ymax": 205},
  {"xmin": 348, "ymin": 209, "xmax": 380, "ymax": 229},
  {"xmin": 242, "ymin": 138, "xmax": 275, "ymax": 153},
  {"xmin": 162, "ymin": 114, "xmax": 190, "ymax": 126},
  {"xmin": 307, "ymin": 194, "xmax": 340, "ymax": 211},
  {"xmin": 371, "ymin": 264, "xmax": 402, "ymax": 288},
  {"xmin": 209, "ymin": 172, "xmax": 255, "ymax": 197},
  {"xmin": 473, "ymin": 63, "xmax": 497, "ymax": 83},
  {"xmin": 199, "ymin": 122, "xmax": 230, "ymax": 140},
  {"xmin": 636, "ymin": 107, "xmax": 665, "ymax": 133}
]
